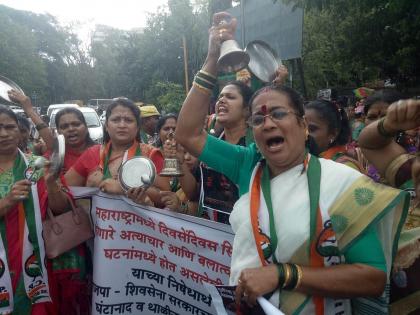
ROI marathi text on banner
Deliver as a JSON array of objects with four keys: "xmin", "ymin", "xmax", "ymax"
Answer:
[{"xmin": 71, "ymin": 188, "xmax": 234, "ymax": 315}]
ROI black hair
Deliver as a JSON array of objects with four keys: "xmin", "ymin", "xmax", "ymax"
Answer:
[
  {"xmin": 0, "ymin": 106, "xmax": 18, "ymax": 124},
  {"xmin": 250, "ymin": 84, "xmax": 305, "ymax": 117},
  {"xmin": 249, "ymin": 85, "xmax": 319, "ymax": 155},
  {"xmin": 55, "ymin": 107, "xmax": 95, "ymax": 145},
  {"xmin": 17, "ymin": 115, "xmax": 31, "ymax": 132},
  {"xmin": 305, "ymin": 99, "xmax": 351, "ymax": 146},
  {"xmin": 364, "ymin": 89, "xmax": 407, "ymax": 115},
  {"xmin": 155, "ymin": 113, "xmax": 177, "ymax": 147},
  {"xmin": 104, "ymin": 98, "xmax": 141, "ymax": 143},
  {"xmin": 223, "ymin": 80, "xmax": 253, "ymax": 108}
]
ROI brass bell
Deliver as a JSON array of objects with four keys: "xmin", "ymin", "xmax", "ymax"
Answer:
[
  {"xmin": 160, "ymin": 158, "xmax": 184, "ymax": 177},
  {"xmin": 160, "ymin": 132, "xmax": 184, "ymax": 177},
  {"xmin": 217, "ymin": 39, "xmax": 250, "ymax": 73}
]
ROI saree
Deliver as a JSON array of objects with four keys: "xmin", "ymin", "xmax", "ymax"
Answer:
[
  {"xmin": 229, "ymin": 156, "xmax": 409, "ymax": 314},
  {"xmin": 383, "ymin": 153, "xmax": 420, "ymax": 314},
  {"xmin": 0, "ymin": 151, "xmax": 55, "ymax": 314}
]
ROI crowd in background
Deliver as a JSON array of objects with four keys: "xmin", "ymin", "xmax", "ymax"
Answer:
[{"xmin": 1, "ymin": 11, "xmax": 419, "ymax": 315}]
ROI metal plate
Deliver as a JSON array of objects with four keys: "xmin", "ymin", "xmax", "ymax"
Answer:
[
  {"xmin": 49, "ymin": 134, "xmax": 65, "ymax": 177},
  {"xmin": 245, "ymin": 40, "xmax": 281, "ymax": 83},
  {"xmin": 0, "ymin": 75, "xmax": 25, "ymax": 103},
  {"xmin": 119, "ymin": 157, "xmax": 156, "ymax": 191}
]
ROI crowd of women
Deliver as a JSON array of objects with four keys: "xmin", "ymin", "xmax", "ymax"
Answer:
[{"xmin": 1, "ymin": 11, "xmax": 419, "ymax": 315}]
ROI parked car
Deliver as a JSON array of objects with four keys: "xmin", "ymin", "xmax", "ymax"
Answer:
[
  {"xmin": 47, "ymin": 103, "xmax": 79, "ymax": 117},
  {"xmin": 50, "ymin": 107, "xmax": 103, "ymax": 143}
]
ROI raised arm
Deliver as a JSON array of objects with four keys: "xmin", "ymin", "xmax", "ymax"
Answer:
[
  {"xmin": 358, "ymin": 99, "xmax": 420, "ymax": 176},
  {"xmin": 175, "ymin": 12, "xmax": 236, "ymax": 157},
  {"xmin": 8, "ymin": 89, "xmax": 54, "ymax": 151}
]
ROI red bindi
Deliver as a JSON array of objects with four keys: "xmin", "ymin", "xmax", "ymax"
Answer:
[{"xmin": 261, "ymin": 104, "xmax": 268, "ymax": 115}]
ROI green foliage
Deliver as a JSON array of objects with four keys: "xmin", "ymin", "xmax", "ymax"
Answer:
[
  {"xmin": 145, "ymin": 81, "xmax": 186, "ymax": 114},
  {"xmin": 283, "ymin": 0, "xmax": 420, "ymax": 97}
]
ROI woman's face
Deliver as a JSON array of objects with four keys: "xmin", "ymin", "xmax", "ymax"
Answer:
[
  {"xmin": 57, "ymin": 113, "xmax": 89, "ymax": 148},
  {"xmin": 215, "ymin": 85, "xmax": 247, "ymax": 127},
  {"xmin": 105, "ymin": 105, "xmax": 139, "ymax": 145},
  {"xmin": 159, "ymin": 118, "xmax": 177, "ymax": 144},
  {"xmin": 365, "ymin": 101, "xmax": 389, "ymax": 126},
  {"xmin": 305, "ymin": 108, "xmax": 337, "ymax": 153},
  {"xmin": 0, "ymin": 114, "xmax": 20, "ymax": 155},
  {"xmin": 251, "ymin": 90, "xmax": 307, "ymax": 176}
]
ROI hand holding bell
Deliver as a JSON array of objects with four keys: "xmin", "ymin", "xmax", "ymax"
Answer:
[
  {"xmin": 211, "ymin": 12, "xmax": 249, "ymax": 73},
  {"xmin": 160, "ymin": 132, "xmax": 184, "ymax": 177}
]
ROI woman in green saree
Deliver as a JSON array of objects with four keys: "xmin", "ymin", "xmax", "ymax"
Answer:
[{"xmin": 176, "ymin": 11, "xmax": 409, "ymax": 314}]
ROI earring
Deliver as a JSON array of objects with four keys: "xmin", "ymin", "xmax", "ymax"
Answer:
[
  {"xmin": 329, "ymin": 138, "xmax": 334, "ymax": 144},
  {"xmin": 305, "ymin": 129, "xmax": 309, "ymax": 140}
]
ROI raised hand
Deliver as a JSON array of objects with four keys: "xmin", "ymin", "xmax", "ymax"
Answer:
[
  {"xmin": 273, "ymin": 65, "xmax": 289, "ymax": 86},
  {"xmin": 7, "ymin": 89, "xmax": 33, "ymax": 113},
  {"xmin": 383, "ymin": 99, "xmax": 420, "ymax": 133},
  {"xmin": 207, "ymin": 12, "xmax": 237, "ymax": 59}
]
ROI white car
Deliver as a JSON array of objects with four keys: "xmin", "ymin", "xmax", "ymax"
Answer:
[
  {"xmin": 50, "ymin": 107, "xmax": 103, "ymax": 143},
  {"xmin": 47, "ymin": 103, "xmax": 79, "ymax": 118}
]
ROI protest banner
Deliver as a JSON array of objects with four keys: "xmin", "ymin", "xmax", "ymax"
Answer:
[{"xmin": 71, "ymin": 188, "xmax": 235, "ymax": 315}]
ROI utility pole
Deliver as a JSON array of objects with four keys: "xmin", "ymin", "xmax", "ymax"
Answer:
[{"xmin": 182, "ymin": 35, "xmax": 189, "ymax": 95}]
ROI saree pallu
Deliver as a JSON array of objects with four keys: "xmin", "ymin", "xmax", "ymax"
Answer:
[
  {"xmin": 230, "ymin": 158, "xmax": 409, "ymax": 315},
  {"xmin": 280, "ymin": 176, "xmax": 409, "ymax": 314}
]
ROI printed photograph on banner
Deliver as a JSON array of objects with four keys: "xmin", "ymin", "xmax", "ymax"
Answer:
[{"xmin": 77, "ymin": 189, "xmax": 235, "ymax": 315}]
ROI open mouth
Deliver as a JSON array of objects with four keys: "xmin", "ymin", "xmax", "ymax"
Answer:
[
  {"xmin": 266, "ymin": 136, "xmax": 284, "ymax": 149},
  {"xmin": 217, "ymin": 105, "xmax": 228, "ymax": 114}
]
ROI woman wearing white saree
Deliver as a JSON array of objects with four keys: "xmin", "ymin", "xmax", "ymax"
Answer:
[{"xmin": 176, "ymin": 12, "xmax": 410, "ymax": 314}]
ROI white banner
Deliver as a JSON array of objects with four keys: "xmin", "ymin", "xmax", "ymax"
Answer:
[{"xmin": 71, "ymin": 188, "xmax": 234, "ymax": 315}]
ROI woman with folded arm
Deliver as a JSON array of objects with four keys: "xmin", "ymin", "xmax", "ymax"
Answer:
[{"xmin": 175, "ymin": 11, "xmax": 409, "ymax": 314}]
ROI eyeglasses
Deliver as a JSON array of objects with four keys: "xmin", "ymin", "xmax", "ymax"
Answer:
[{"xmin": 247, "ymin": 108, "xmax": 299, "ymax": 127}]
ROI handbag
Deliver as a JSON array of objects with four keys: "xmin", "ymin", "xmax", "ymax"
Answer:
[{"xmin": 43, "ymin": 194, "xmax": 94, "ymax": 259}]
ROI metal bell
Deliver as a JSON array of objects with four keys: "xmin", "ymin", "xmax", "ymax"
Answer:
[
  {"xmin": 160, "ymin": 158, "xmax": 184, "ymax": 177},
  {"xmin": 217, "ymin": 40, "xmax": 250, "ymax": 73}
]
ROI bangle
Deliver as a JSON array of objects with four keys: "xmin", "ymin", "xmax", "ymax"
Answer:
[
  {"xmin": 282, "ymin": 263, "xmax": 292, "ymax": 289},
  {"xmin": 276, "ymin": 263, "xmax": 286, "ymax": 289},
  {"xmin": 198, "ymin": 70, "xmax": 217, "ymax": 83},
  {"xmin": 377, "ymin": 117, "xmax": 397, "ymax": 137},
  {"xmin": 192, "ymin": 82, "xmax": 212, "ymax": 96},
  {"xmin": 194, "ymin": 76, "xmax": 215, "ymax": 90},
  {"xmin": 294, "ymin": 265, "xmax": 303, "ymax": 290},
  {"xmin": 35, "ymin": 122, "xmax": 48, "ymax": 131},
  {"xmin": 283, "ymin": 264, "xmax": 299, "ymax": 290}
]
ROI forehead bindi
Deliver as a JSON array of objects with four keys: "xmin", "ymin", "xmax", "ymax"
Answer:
[{"xmin": 252, "ymin": 91, "xmax": 292, "ymax": 111}]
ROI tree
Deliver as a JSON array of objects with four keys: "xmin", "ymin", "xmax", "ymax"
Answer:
[{"xmin": 281, "ymin": 0, "xmax": 420, "ymax": 97}]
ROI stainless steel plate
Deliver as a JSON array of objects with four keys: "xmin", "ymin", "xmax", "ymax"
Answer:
[
  {"xmin": 49, "ymin": 134, "xmax": 65, "ymax": 177},
  {"xmin": 0, "ymin": 75, "xmax": 25, "ymax": 103},
  {"xmin": 119, "ymin": 157, "xmax": 156, "ymax": 191},
  {"xmin": 245, "ymin": 40, "xmax": 281, "ymax": 83}
]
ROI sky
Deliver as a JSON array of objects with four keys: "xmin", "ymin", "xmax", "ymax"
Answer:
[{"xmin": 0, "ymin": 0, "xmax": 168, "ymax": 39}]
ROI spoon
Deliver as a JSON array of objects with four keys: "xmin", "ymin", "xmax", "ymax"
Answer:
[{"xmin": 141, "ymin": 174, "xmax": 152, "ymax": 189}]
